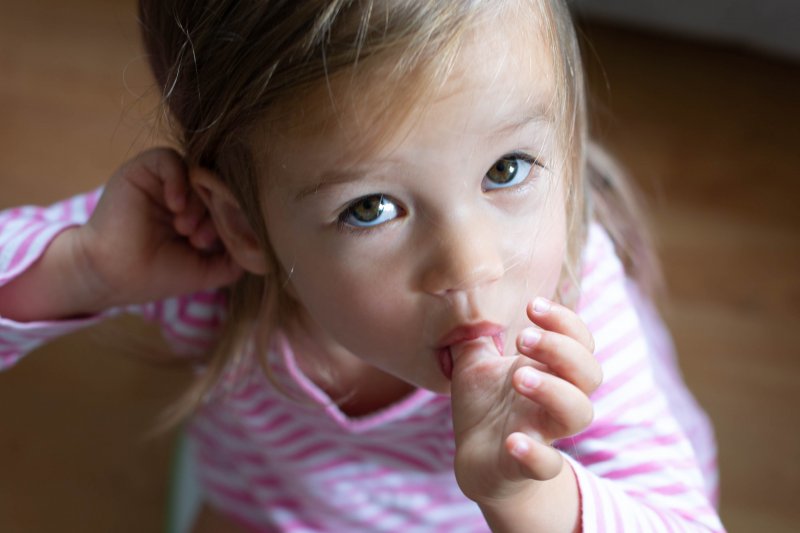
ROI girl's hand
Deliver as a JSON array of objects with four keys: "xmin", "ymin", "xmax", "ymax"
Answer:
[
  {"xmin": 72, "ymin": 147, "xmax": 243, "ymax": 313},
  {"xmin": 449, "ymin": 298, "xmax": 601, "ymax": 505},
  {"xmin": 0, "ymin": 147, "xmax": 243, "ymax": 322}
]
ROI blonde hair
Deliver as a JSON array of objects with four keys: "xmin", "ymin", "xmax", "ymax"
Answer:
[{"xmin": 139, "ymin": 0, "xmax": 655, "ymax": 426}]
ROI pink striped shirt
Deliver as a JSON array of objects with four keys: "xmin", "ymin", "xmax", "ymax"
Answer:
[{"xmin": 0, "ymin": 192, "xmax": 725, "ymax": 532}]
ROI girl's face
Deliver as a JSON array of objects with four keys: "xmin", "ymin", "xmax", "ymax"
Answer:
[{"xmin": 259, "ymin": 19, "xmax": 566, "ymax": 394}]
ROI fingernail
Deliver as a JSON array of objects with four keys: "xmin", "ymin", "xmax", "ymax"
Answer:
[
  {"xmin": 520, "ymin": 328, "xmax": 541, "ymax": 348},
  {"xmin": 511, "ymin": 437, "xmax": 530, "ymax": 458},
  {"xmin": 519, "ymin": 367, "xmax": 542, "ymax": 390},
  {"xmin": 533, "ymin": 297, "xmax": 551, "ymax": 314}
]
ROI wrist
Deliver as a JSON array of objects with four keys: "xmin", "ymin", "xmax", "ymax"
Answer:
[
  {"xmin": 66, "ymin": 225, "xmax": 115, "ymax": 313},
  {"xmin": 476, "ymin": 462, "xmax": 580, "ymax": 533},
  {"xmin": 0, "ymin": 227, "xmax": 111, "ymax": 321}
]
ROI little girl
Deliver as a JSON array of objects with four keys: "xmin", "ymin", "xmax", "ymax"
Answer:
[{"xmin": 0, "ymin": 0, "xmax": 724, "ymax": 531}]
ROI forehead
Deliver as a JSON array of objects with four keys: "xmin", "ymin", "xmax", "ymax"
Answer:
[{"xmin": 258, "ymin": 5, "xmax": 558, "ymax": 178}]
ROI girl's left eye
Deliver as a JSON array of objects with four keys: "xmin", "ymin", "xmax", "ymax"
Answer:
[
  {"xmin": 482, "ymin": 153, "xmax": 537, "ymax": 191},
  {"xmin": 338, "ymin": 194, "xmax": 401, "ymax": 228}
]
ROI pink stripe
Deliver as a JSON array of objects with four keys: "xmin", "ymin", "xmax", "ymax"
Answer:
[
  {"xmin": 270, "ymin": 425, "xmax": 319, "ymax": 448},
  {"xmin": 663, "ymin": 505, "xmax": 722, "ymax": 531},
  {"xmin": 61, "ymin": 197, "xmax": 73, "ymax": 220},
  {"xmin": 588, "ymin": 474, "xmax": 607, "ymax": 533},
  {"xmin": 569, "ymin": 423, "xmax": 628, "ymax": 446},
  {"xmin": 570, "ymin": 388, "xmax": 663, "ymax": 447},
  {"xmin": 577, "ymin": 448, "xmax": 617, "ymax": 467},
  {"xmin": 283, "ymin": 439, "xmax": 340, "ymax": 464},
  {"xmin": 150, "ymin": 299, "xmax": 164, "ymax": 323},
  {"xmin": 197, "ymin": 443, "xmax": 265, "ymax": 471},
  {"xmin": 356, "ymin": 443, "xmax": 439, "ymax": 472},
  {"xmin": 610, "ymin": 488, "xmax": 625, "ymax": 531},
  {"xmin": 191, "ymin": 425, "xmax": 265, "ymax": 467},
  {"xmin": 1, "ymin": 350, "xmax": 23, "ymax": 369},
  {"xmin": 0, "ymin": 207, "xmax": 25, "ymax": 226},
  {"xmin": 84, "ymin": 189, "xmax": 102, "ymax": 214},
  {"xmin": 604, "ymin": 458, "xmax": 697, "ymax": 481},
  {"xmin": 578, "ymin": 431, "xmax": 687, "ymax": 466},
  {"xmin": 198, "ymin": 448, "xmax": 270, "ymax": 480},
  {"xmin": 6, "ymin": 225, "xmax": 46, "ymax": 272},
  {"xmin": 646, "ymin": 506, "xmax": 678, "ymax": 533},
  {"xmin": 643, "ymin": 482, "xmax": 693, "ymax": 497},
  {"xmin": 591, "ymin": 355, "xmax": 647, "ymax": 402},
  {"xmin": 301, "ymin": 455, "xmax": 362, "ymax": 478},
  {"xmin": 580, "ymin": 255, "xmax": 602, "ymax": 280},
  {"xmin": 586, "ymin": 298, "xmax": 629, "ymax": 333},
  {"xmin": 593, "ymin": 325, "xmax": 641, "ymax": 366},
  {"xmin": 597, "ymin": 387, "xmax": 663, "ymax": 427},
  {"xmin": 579, "ymin": 270, "xmax": 625, "ymax": 311},
  {"xmin": 247, "ymin": 471, "xmax": 287, "ymax": 489},
  {"xmin": 0, "ymin": 217, "xmax": 37, "ymax": 248},
  {"xmin": 177, "ymin": 301, "xmax": 221, "ymax": 329},
  {"xmin": 241, "ymin": 407, "xmax": 294, "ymax": 432}
]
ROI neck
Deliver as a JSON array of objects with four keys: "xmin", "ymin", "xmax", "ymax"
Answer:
[{"xmin": 284, "ymin": 318, "xmax": 415, "ymax": 417}]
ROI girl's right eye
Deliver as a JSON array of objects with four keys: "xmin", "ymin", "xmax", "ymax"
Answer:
[{"xmin": 338, "ymin": 194, "xmax": 401, "ymax": 229}]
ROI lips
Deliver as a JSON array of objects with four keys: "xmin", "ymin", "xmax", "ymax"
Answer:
[{"xmin": 436, "ymin": 322, "xmax": 505, "ymax": 379}]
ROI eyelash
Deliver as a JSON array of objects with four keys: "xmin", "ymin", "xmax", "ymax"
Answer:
[
  {"xmin": 483, "ymin": 151, "xmax": 543, "ymax": 190},
  {"xmin": 336, "ymin": 151, "xmax": 544, "ymax": 233},
  {"xmin": 336, "ymin": 194, "xmax": 403, "ymax": 235}
]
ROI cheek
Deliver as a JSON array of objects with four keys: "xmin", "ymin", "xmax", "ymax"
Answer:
[
  {"xmin": 282, "ymin": 250, "xmax": 412, "ymax": 346},
  {"xmin": 507, "ymin": 190, "xmax": 568, "ymax": 299}
]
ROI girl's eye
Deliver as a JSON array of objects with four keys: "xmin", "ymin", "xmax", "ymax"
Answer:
[
  {"xmin": 339, "ymin": 194, "xmax": 400, "ymax": 228},
  {"xmin": 482, "ymin": 154, "xmax": 537, "ymax": 190}
]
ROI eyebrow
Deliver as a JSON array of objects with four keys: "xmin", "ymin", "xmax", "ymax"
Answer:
[
  {"xmin": 294, "ymin": 168, "xmax": 377, "ymax": 201},
  {"xmin": 489, "ymin": 104, "xmax": 553, "ymax": 137},
  {"xmin": 294, "ymin": 105, "xmax": 553, "ymax": 201}
]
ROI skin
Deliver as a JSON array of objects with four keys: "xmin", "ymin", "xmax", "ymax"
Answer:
[
  {"xmin": 0, "ymin": 9, "xmax": 601, "ymax": 533},
  {"xmin": 199, "ymin": 17, "xmax": 600, "ymax": 532}
]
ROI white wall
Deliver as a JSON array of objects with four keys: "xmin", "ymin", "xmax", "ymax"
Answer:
[{"xmin": 569, "ymin": 0, "xmax": 800, "ymax": 59}]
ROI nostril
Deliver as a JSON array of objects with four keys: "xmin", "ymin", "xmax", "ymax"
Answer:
[
  {"xmin": 418, "ymin": 218, "xmax": 505, "ymax": 295},
  {"xmin": 422, "ymin": 261, "xmax": 504, "ymax": 296}
]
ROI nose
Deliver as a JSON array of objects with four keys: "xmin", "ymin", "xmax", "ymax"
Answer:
[{"xmin": 419, "ymin": 210, "xmax": 505, "ymax": 296}]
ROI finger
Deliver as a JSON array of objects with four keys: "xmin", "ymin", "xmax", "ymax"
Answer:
[
  {"xmin": 163, "ymin": 167, "xmax": 188, "ymax": 213},
  {"xmin": 174, "ymin": 190, "xmax": 208, "ymax": 236},
  {"xmin": 189, "ymin": 215, "xmax": 222, "ymax": 252},
  {"xmin": 195, "ymin": 252, "xmax": 244, "ymax": 290},
  {"xmin": 134, "ymin": 147, "xmax": 188, "ymax": 212},
  {"xmin": 527, "ymin": 297, "xmax": 594, "ymax": 353},
  {"xmin": 517, "ymin": 327, "xmax": 602, "ymax": 395},
  {"xmin": 512, "ymin": 366, "xmax": 594, "ymax": 438},
  {"xmin": 506, "ymin": 432, "xmax": 563, "ymax": 481}
]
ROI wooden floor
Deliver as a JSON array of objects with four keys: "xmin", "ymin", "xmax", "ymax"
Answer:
[{"xmin": 1, "ymin": 1, "xmax": 798, "ymax": 531}]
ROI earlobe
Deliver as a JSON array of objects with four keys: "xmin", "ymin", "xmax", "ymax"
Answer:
[{"xmin": 190, "ymin": 167, "xmax": 269, "ymax": 275}]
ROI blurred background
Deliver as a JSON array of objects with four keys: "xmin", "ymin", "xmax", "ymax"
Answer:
[{"xmin": 1, "ymin": 0, "xmax": 798, "ymax": 531}]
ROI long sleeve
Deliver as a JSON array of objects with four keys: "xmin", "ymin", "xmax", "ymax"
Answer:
[
  {"xmin": 0, "ymin": 191, "xmax": 225, "ymax": 370},
  {"xmin": 560, "ymin": 224, "xmax": 724, "ymax": 532}
]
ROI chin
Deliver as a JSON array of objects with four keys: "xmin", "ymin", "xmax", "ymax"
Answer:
[{"xmin": 417, "ymin": 378, "xmax": 452, "ymax": 396}]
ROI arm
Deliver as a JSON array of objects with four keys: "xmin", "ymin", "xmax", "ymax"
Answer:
[
  {"xmin": 0, "ymin": 148, "xmax": 242, "ymax": 368},
  {"xmin": 449, "ymin": 225, "xmax": 723, "ymax": 532},
  {"xmin": 551, "ymin": 225, "xmax": 722, "ymax": 531}
]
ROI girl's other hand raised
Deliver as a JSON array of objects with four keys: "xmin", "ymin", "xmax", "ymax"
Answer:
[
  {"xmin": 75, "ymin": 147, "xmax": 244, "ymax": 312},
  {"xmin": 0, "ymin": 148, "xmax": 243, "ymax": 322}
]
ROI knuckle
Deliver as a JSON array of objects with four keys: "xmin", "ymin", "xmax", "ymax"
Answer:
[
  {"xmin": 589, "ymin": 364, "xmax": 603, "ymax": 393},
  {"xmin": 587, "ymin": 333, "xmax": 596, "ymax": 354}
]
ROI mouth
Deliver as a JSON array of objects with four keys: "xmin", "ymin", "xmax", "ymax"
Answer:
[{"xmin": 436, "ymin": 322, "xmax": 505, "ymax": 380}]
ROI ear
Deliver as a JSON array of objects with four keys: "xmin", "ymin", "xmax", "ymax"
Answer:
[{"xmin": 190, "ymin": 167, "xmax": 269, "ymax": 275}]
